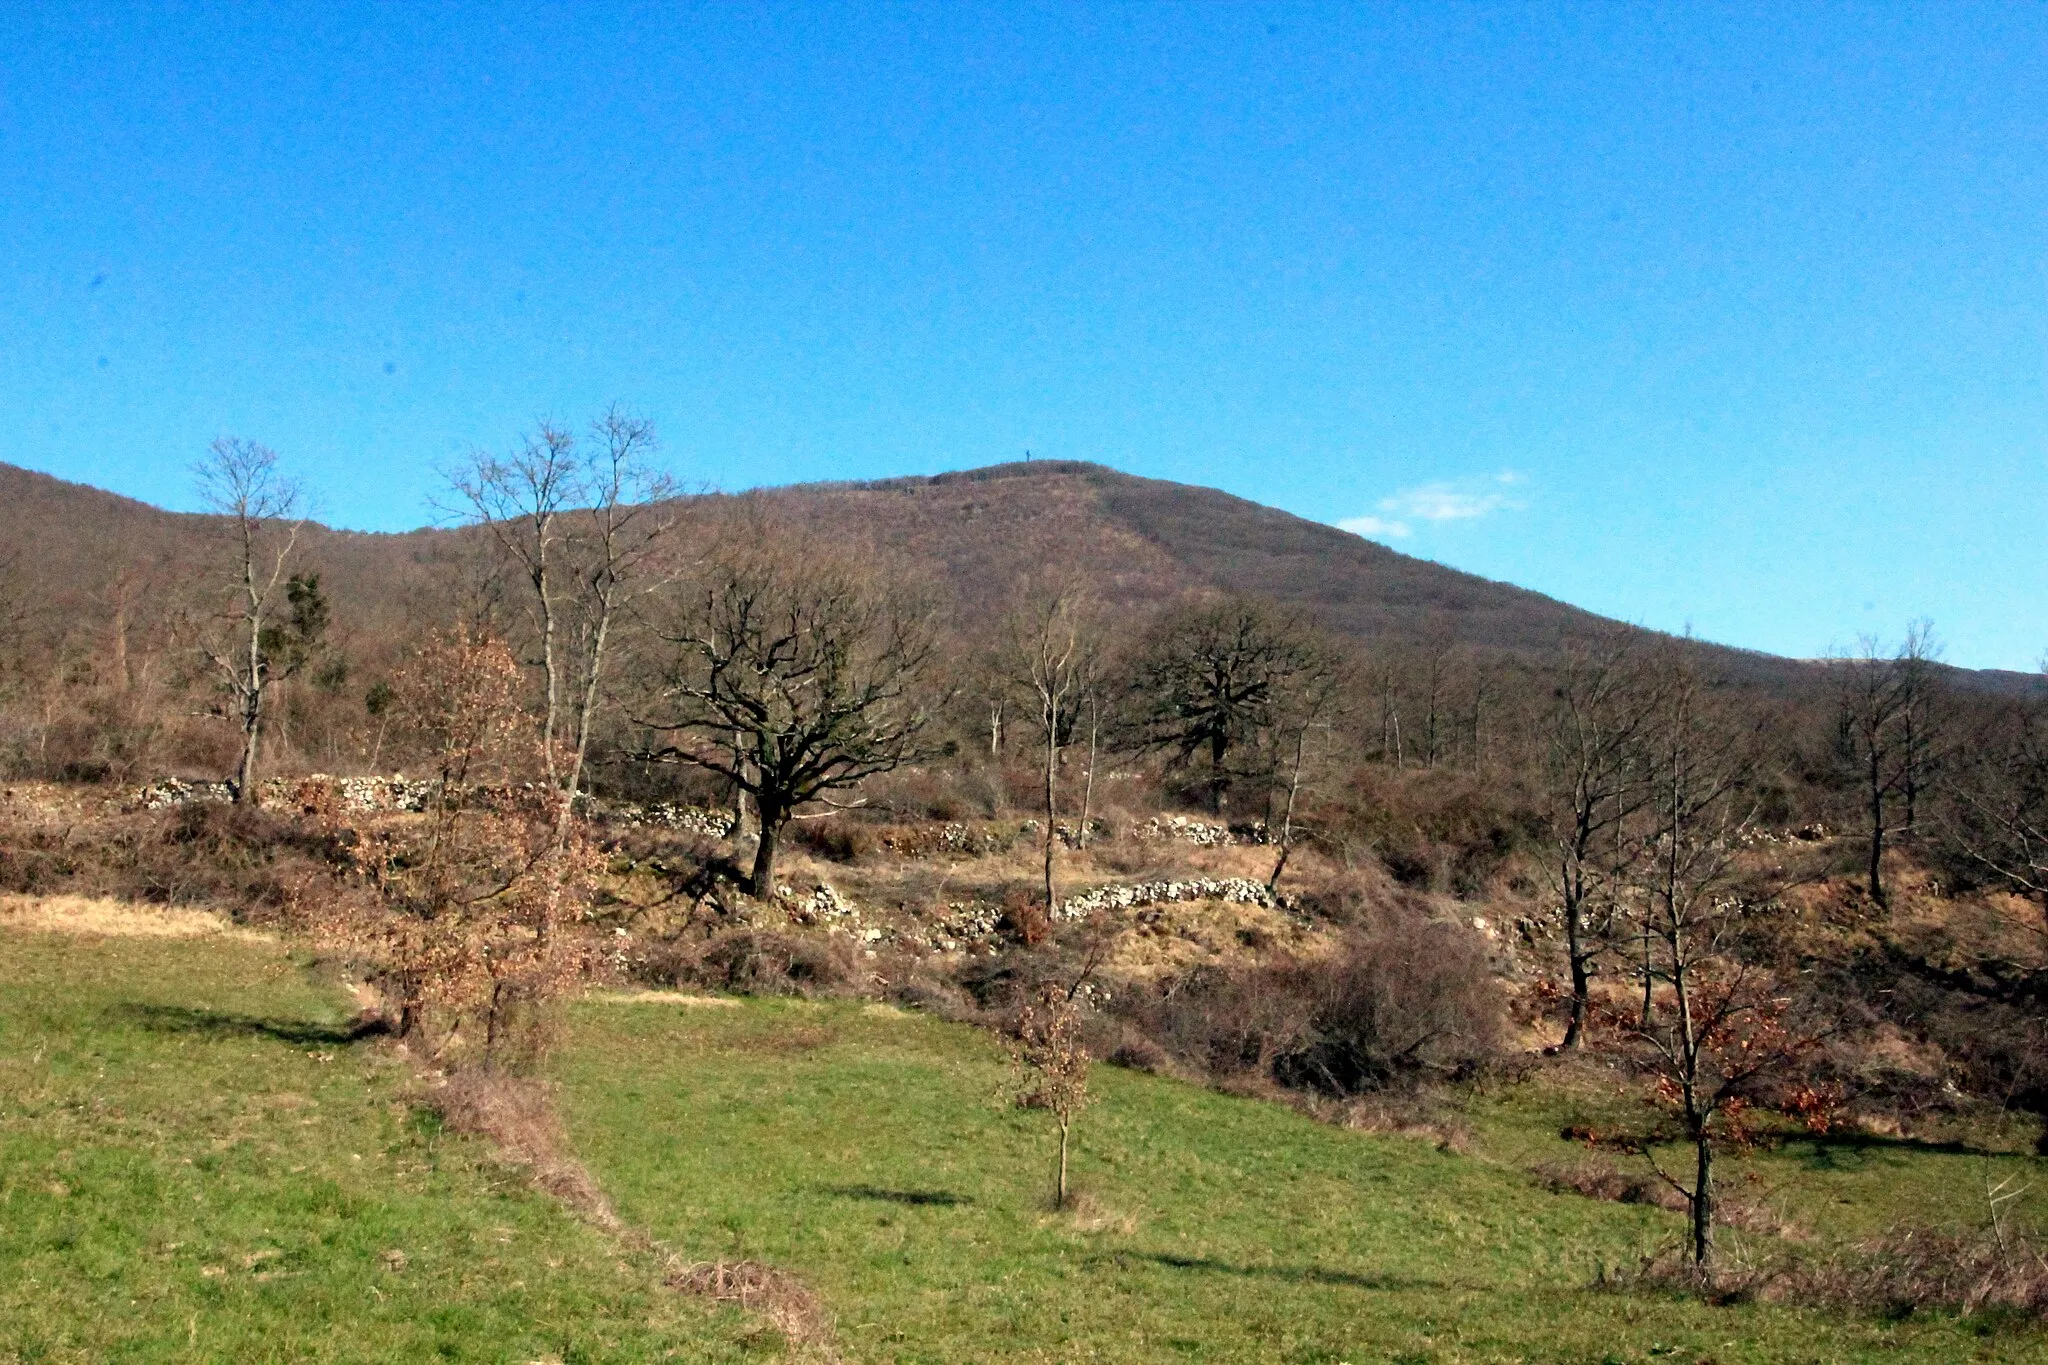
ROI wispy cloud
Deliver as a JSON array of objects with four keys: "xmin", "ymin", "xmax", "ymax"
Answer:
[{"xmin": 1339, "ymin": 471, "xmax": 1526, "ymax": 542}]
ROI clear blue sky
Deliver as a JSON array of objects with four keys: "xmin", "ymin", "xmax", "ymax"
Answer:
[{"xmin": 3, "ymin": 3, "xmax": 2043, "ymax": 669}]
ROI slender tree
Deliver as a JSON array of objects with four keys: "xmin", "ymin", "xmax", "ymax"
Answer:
[
  {"xmin": 192, "ymin": 439, "xmax": 323, "ymax": 805},
  {"xmin": 1623, "ymin": 655, "xmax": 1806, "ymax": 1274},
  {"xmin": 1543, "ymin": 633, "xmax": 1659, "ymax": 1049},
  {"xmin": 450, "ymin": 408, "xmax": 678, "ymax": 836},
  {"xmin": 1834, "ymin": 624, "xmax": 1944, "ymax": 906},
  {"xmin": 1010, "ymin": 985, "xmax": 1094, "ymax": 1210},
  {"xmin": 1266, "ymin": 641, "xmax": 1350, "ymax": 894},
  {"xmin": 1006, "ymin": 584, "xmax": 1099, "ymax": 919}
]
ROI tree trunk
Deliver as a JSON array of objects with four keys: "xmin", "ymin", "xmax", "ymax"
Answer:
[
  {"xmin": 1562, "ymin": 889, "xmax": 1590, "ymax": 1049},
  {"xmin": 1043, "ymin": 725, "xmax": 1059, "ymax": 917},
  {"xmin": 1077, "ymin": 700, "xmax": 1098, "ymax": 850},
  {"xmin": 1691, "ymin": 1127, "xmax": 1715, "ymax": 1272},
  {"xmin": 237, "ymin": 688, "xmax": 263, "ymax": 807},
  {"xmin": 1270, "ymin": 723, "xmax": 1307, "ymax": 894},
  {"xmin": 1867, "ymin": 746, "xmax": 1887, "ymax": 906},
  {"xmin": 1209, "ymin": 730, "xmax": 1228, "ymax": 814},
  {"xmin": 750, "ymin": 816, "xmax": 781, "ymax": 897},
  {"xmin": 1057, "ymin": 1115, "xmax": 1071, "ymax": 1210}
]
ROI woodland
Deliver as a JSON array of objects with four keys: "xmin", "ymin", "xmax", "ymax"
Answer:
[{"xmin": 3, "ymin": 421, "xmax": 2048, "ymax": 1356}]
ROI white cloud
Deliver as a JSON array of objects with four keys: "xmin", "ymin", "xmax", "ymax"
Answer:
[
  {"xmin": 1338, "ymin": 513, "xmax": 1411, "ymax": 539},
  {"xmin": 1338, "ymin": 471, "xmax": 1527, "ymax": 542}
]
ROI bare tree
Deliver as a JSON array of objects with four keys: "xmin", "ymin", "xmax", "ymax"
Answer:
[
  {"xmin": 1622, "ymin": 656, "xmax": 1804, "ymax": 1273},
  {"xmin": 1946, "ymin": 691, "xmax": 2048, "ymax": 905},
  {"xmin": 192, "ymin": 438, "xmax": 323, "ymax": 805},
  {"xmin": 1543, "ymin": 634, "xmax": 1659, "ymax": 1049},
  {"xmin": 449, "ymin": 407, "xmax": 678, "ymax": 831},
  {"xmin": 1005, "ymin": 584, "xmax": 1100, "ymax": 918},
  {"xmin": 1266, "ymin": 640, "xmax": 1350, "ymax": 894},
  {"xmin": 635, "ymin": 531, "xmax": 938, "ymax": 895},
  {"xmin": 1126, "ymin": 599, "xmax": 1321, "ymax": 814},
  {"xmin": 1834, "ymin": 623, "xmax": 1943, "ymax": 906}
]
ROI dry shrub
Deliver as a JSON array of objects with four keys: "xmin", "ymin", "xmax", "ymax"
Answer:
[
  {"xmin": 1536, "ymin": 1158, "xmax": 1799, "ymax": 1238},
  {"xmin": 0, "ymin": 799, "xmax": 338, "ymax": 914},
  {"xmin": 1326, "ymin": 764, "xmax": 1542, "ymax": 896},
  {"xmin": 645, "ymin": 927, "xmax": 861, "ymax": 998},
  {"xmin": 301, "ymin": 631, "xmax": 598, "ymax": 1069},
  {"xmin": 790, "ymin": 816, "xmax": 877, "ymax": 864},
  {"xmin": 1617, "ymin": 1227, "xmax": 2048, "ymax": 1322},
  {"xmin": 1533, "ymin": 1159, "xmax": 1690, "ymax": 1214},
  {"xmin": 998, "ymin": 883, "xmax": 1051, "ymax": 946},
  {"xmin": 668, "ymin": 1260, "xmax": 836, "ymax": 1357},
  {"xmin": 1113, "ymin": 901, "xmax": 1505, "ymax": 1094},
  {"xmin": 1332, "ymin": 1089, "xmax": 1475, "ymax": 1153}
]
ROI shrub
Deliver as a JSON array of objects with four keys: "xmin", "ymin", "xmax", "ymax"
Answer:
[
  {"xmin": 790, "ymin": 817, "xmax": 877, "ymax": 864},
  {"xmin": 646, "ymin": 928, "xmax": 861, "ymax": 998},
  {"xmin": 1113, "ymin": 900, "xmax": 1505, "ymax": 1094}
]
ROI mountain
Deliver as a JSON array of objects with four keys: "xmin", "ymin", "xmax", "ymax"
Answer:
[{"xmin": 2, "ymin": 458, "xmax": 2037, "ymax": 697}]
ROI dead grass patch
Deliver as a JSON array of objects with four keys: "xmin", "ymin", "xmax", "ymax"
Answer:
[
  {"xmin": 1614, "ymin": 1227, "xmax": 2048, "ymax": 1322},
  {"xmin": 590, "ymin": 989, "xmax": 743, "ymax": 1008},
  {"xmin": 668, "ymin": 1259, "xmax": 838, "ymax": 1358},
  {"xmin": 415, "ymin": 1071, "xmax": 622, "ymax": 1231},
  {"xmin": 0, "ymin": 892, "xmax": 270, "ymax": 942}
]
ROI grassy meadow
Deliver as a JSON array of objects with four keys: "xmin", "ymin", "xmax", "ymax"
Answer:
[
  {"xmin": 3, "ymin": 910, "xmax": 2046, "ymax": 1363},
  {"xmin": 553, "ymin": 993, "xmax": 2048, "ymax": 1364},
  {"xmin": 0, "ymin": 919, "xmax": 756, "ymax": 1363}
]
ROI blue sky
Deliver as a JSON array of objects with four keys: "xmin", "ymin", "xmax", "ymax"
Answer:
[{"xmin": 3, "ymin": 3, "xmax": 2043, "ymax": 669}]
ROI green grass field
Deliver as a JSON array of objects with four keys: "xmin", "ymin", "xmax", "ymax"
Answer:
[
  {"xmin": 5, "ymin": 919, "xmax": 2048, "ymax": 1363},
  {"xmin": 0, "ymin": 927, "xmax": 756, "ymax": 1363},
  {"xmin": 553, "ymin": 994, "xmax": 2048, "ymax": 1364}
]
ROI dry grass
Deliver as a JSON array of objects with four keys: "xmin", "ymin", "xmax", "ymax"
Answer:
[
  {"xmin": 668, "ymin": 1260, "xmax": 838, "ymax": 1360},
  {"xmin": 1618, "ymin": 1227, "xmax": 2048, "ymax": 1321},
  {"xmin": 590, "ymin": 988, "xmax": 744, "ymax": 1007},
  {"xmin": 0, "ymin": 891, "xmax": 270, "ymax": 941},
  {"xmin": 415, "ymin": 1070, "xmax": 623, "ymax": 1231}
]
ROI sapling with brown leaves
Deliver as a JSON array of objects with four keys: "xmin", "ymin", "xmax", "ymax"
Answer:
[
  {"xmin": 1616, "ymin": 653, "xmax": 1817, "ymax": 1275},
  {"xmin": 1010, "ymin": 985, "xmax": 1095, "ymax": 1210},
  {"xmin": 305, "ymin": 629, "xmax": 597, "ymax": 1069}
]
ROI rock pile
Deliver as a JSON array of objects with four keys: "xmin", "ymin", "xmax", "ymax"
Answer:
[
  {"xmin": 135, "ymin": 777, "xmax": 236, "ymax": 809},
  {"xmin": 603, "ymin": 802, "xmax": 739, "ymax": 837},
  {"xmin": 1056, "ymin": 876, "xmax": 1283, "ymax": 921},
  {"xmin": 1134, "ymin": 815, "xmax": 1269, "ymax": 847}
]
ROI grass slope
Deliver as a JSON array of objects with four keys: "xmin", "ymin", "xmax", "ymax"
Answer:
[
  {"xmin": 556, "ymin": 995, "xmax": 2047, "ymax": 1365},
  {"xmin": 6, "ymin": 917, "xmax": 2046, "ymax": 1363},
  {"xmin": 0, "ymin": 927, "xmax": 755, "ymax": 1363}
]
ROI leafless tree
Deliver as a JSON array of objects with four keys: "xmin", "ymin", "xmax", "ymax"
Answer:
[
  {"xmin": 1622, "ymin": 655, "xmax": 1804, "ymax": 1273},
  {"xmin": 1543, "ymin": 632, "xmax": 1660, "ymax": 1049},
  {"xmin": 1945, "ymin": 690, "xmax": 2048, "ymax": 906},
  {"xmin": 448, "ymin": 406, "xmax": 678, "ymax": 834},
  {"xmin": 1125, "ymin": 599, "xmax": 1322, "ymax": 814},
  {"xmin": 191, "ymin": 438, "xmax": 322, "ymax": 805},
  {"xmin": 1266, "ymin": 640, "xmax": 1350, "ymax": 894},
  {"xmin": 1005, "ymin": 583, "xmax": 1100, "ymax": 918},
  {"xmin": 1415, "ymin": 635, "xmax": 1454, "ymax": 770},
  {"xmin": 634, "ymin": 530, "xmax": 938, "ymax": 895},
  {"xmin": 1834, "ymin": 623, "xmax": 1943, "ymax": 906}
]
